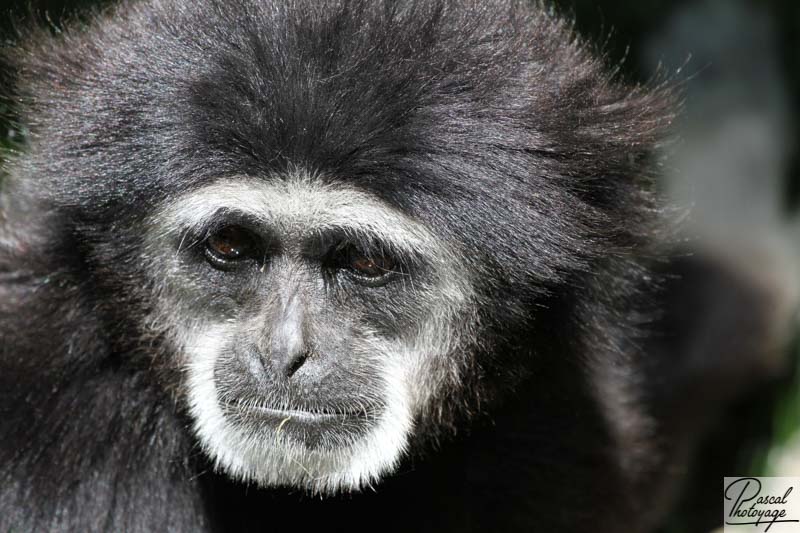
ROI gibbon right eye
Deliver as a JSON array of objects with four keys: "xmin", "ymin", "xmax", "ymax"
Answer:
[{"xmin": 204, "ymin": 226, "xmax": 257, "ymax": 269}]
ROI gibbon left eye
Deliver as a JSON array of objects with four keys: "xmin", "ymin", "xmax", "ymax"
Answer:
[
  {"xmin": 347, "ymin": 248, "xmax": 396, "ymax": 279},
  {"xmin": 204, "ymin": 225, "xmax": 257, "ymax": 269}
]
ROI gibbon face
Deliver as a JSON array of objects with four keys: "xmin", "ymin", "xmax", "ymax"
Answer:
[{"xmin": 144, "ymin": 173, "xmax": 477, "ymax": 492}]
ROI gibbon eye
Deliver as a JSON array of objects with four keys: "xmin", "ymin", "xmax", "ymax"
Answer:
[
  {"xmin": 347, "ymin": 248, "xmax": 395, "ymax": 279},
  {"xmin": 204, "ymin": 226, "xmax": 256, "ymax": 269}
]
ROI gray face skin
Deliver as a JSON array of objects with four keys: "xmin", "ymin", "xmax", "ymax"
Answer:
[{"xmin": 142, "ymin": 172, "xmax": 476, "ymax": 494}]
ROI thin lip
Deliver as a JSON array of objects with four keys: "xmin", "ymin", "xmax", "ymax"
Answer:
[
  {"xmin": 247, "ymin": 405, "xmax": 358, "ymax": 421},
  {"xmin": 223, "ymin": 401, "xmax": 371, "ymax": 421},
  {"xmin": 222, "ymin": 400, "xmax": 375, "ymax": 448}
]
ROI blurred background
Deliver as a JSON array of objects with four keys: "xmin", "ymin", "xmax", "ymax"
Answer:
[{"xmin": 1, "ymin": 1, "xmax": 799, "ymax": 531}]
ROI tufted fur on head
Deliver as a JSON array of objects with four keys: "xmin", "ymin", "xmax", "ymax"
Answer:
[{"xmin": 2, "ymin": 1, "xmax": 778, "ymax": 533}]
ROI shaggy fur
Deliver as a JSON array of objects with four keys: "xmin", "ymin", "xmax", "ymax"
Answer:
[{"xmin": 0, "ymin": 0, "xmax": 784, "ymax": 531}]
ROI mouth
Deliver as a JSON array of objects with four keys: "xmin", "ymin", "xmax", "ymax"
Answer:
[
  {"xmin": 221, "ymin": 400, "xmax": 376, "ymax": 448},
  {"xmin": 239, "ymin": 403, "xmax": 371, "ymax": 424}
]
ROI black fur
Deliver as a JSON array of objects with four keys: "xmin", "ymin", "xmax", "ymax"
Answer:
[{"xmin": 0, "ymin": 1, "xmax": 783, "ymax": 531}]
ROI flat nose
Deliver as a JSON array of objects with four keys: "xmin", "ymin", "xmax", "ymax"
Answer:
[{"xmin": 267, "ymin": 292, "xmax": 310, "ymax": 379}]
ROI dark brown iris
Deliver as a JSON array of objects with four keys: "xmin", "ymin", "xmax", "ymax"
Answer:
[
  {"xmin": 349, "ymin": 250, "xmax": 395, "ymax": 278},
  {"xmin": 205, "ymin": 226, "xmax": 255, "ymax": 266}
]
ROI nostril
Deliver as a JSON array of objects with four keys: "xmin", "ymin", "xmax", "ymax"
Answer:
[{"xmin": 284, "ymin": 350, "xmax": 310, "ymax": 378}]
